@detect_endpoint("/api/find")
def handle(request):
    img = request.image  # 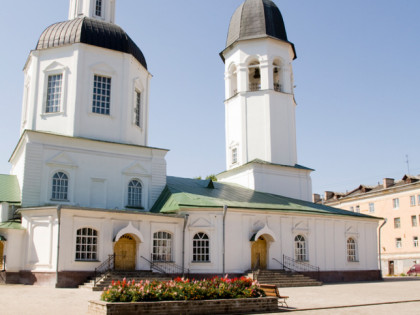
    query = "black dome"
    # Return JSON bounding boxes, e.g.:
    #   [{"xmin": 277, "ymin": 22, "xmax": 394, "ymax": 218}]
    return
[
  {"xmin": 36, "ymin": 17, "xmax": 147, "ymax": 69},
  {"xmin": 225, "ymin": 0, "xmax": 296, "ymax": 58}
]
